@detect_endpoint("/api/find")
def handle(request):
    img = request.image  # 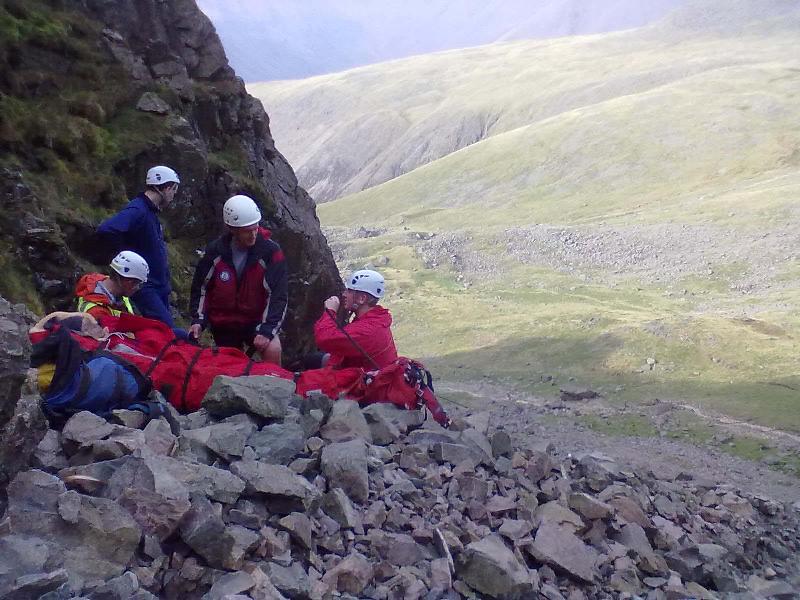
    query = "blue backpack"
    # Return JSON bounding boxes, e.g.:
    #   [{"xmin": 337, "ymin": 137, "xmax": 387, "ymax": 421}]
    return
[{"xmin": 30, "ymin": 324, "xmax": 177, "ymax": 431}]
